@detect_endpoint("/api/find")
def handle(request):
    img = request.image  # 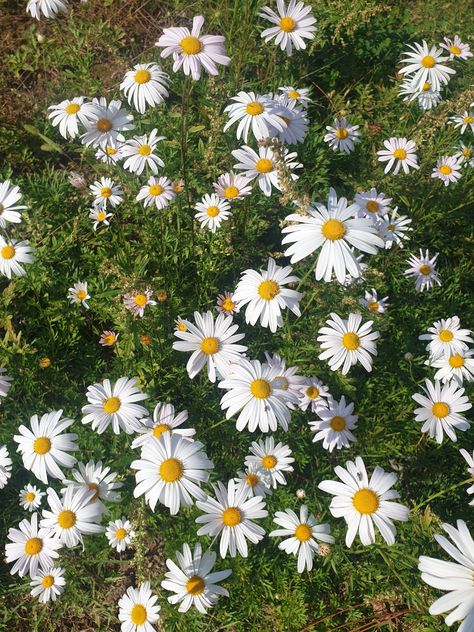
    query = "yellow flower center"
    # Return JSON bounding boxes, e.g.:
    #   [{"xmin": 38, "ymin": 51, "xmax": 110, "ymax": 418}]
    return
[
  {"xmin": 330, "ymin": 415, "xmax": 347, "ymax": 431},
  {"xmin": 41, "ymin": 575, "xmax": 54, "ymax": 588},
  {"xmin": 76, "ymin": 290, "xmax": 87, "ymax": 300},
  {"xmin": 106, "ymin": 146, "xmax": 117, "ymax": 155},
  {"xmin": 152, "ymin": 423, "xmax": 171, "ymax": 439},
  {"xmin": 258, "ymin": 279, "xmax": 280, "ymax": 300},
  {"xmin": 24, "ymin": 538, "xmax": 43, "ymax": 555},
  {"xmin": 87, "ymin": 482, "xmax": 100, "ymax": 500},
  {"xmin": 221, "ymin": 297, "xmax": 236, "ymax": 311},
  {"xmin": 149, "ymin": 184, "xmax": 164, "ymax": 196},
  {"xmin": 206, "ymin": 205, "xmax": 220, "ymax": 217},
  {"xmin": 365, "ymin": 200, "xmax": 379, "ymax": 213},
  {"xmin": 222, "ymin": 507, "xmax": 241, "ymax": 527},
  {"xmin": 342, "ymin": 332, "xmax": 360, "ymax": 350},
  {"xmin": 335, "ymin": 128, "xmax": 349, "ymax": 140},
  {"xmin": 159, "ymin": 457, "xmax": 183, "ymax": 483},
  {"xmin": 262, "ymin": 454, "xmax": 277, "ymax": 469},
  {"xmin": 250, "ymin": 378, "xmax": 271, "ymax": 399},
  {"xmin": 131, "ymin": 604, "xmax": 147, "ymax": 626},
  {"xmin": 33, "ymin": 437, "xmax": 51, "ymax": 455},
  {"xmin": 306, "ymin": 386, "xmax": 319, "ymax": 399},
  {"xmin": 134, "ymin": 69, "xmax": 151, "ymax": 84},
  {"xmin": 180, "ymin": 36, "xmax": 202, "ymax": 55},
  {"xmin": 393, "ymin": 148, "xmax": 407, "ymax": 160},
  {"xmin": 103, "ymin": 333, "xmax": 116, "ymax": 345},
  {"xmin": 288, "ymin": 90, "xmax": 300, "ymax": 99},
  {"xmin": 439, "ymin": 329, "xmax": 453, "ymax": 342},
  {"xmin": 25, "ymin": 492, "xmax": 36, "ymax": 502},
  {"xmin": 103, "ymin": 396, "xmax": 121, "ymax": 414},
  {"xmin": 279, "ymin": 16, "xmax": 296, "ymax": 32},
  {"xmin": 322, "ymin": 219, "xmax": 346, "ymax": 241},
  {"xmin": 138, "ymin": 144, "xmax": 152, "ymax": 156},
  {"xmin": 140, "ymin": 334, "xmax": 152, "ymax": 345},
  {"xmin": 352, "ymin": 488, "xmax": 379, "ymax": 514},
  {"xmin": 387, "ymin": 223, "xmax": 395, "ymax": 231},
  {"xmin": 255, "ymin": 158, "xmax": 273, "ymax": 173},
  {"xmin": 245, "ymin": 473, "xmax": 259, "ymax": 487},
  {"xmin": 464, "ymin": 116, "xmax": 474, "ymax": 124},
  {"xmin": 1, "ymin": 245, "xmax": 15, "ymax": 260},
  {"xmin": 97, "ymin": 211, "xmax": 106, "ymax": 221},
  {"xmin": 200, "ymin": 336, "xmax": 219, "ymax": 355},
  {"xmin": 39, "ymin": 358, "xmax": 51, "ymax": 368},
  {"xmin": 419, "ymin": 264, "xmax": 431, "ymax": 276},
  {"xmin": 439, "ymin": 165, "xmax": 452, "ymax": 175},
  {"xmin": 177, "ymin": 322, "xmax": 187, "ymax": 332},
  {"xmin": 186, "ymin": 575, "xmax": 205, "ymax": 595},
  {"xmin": 57, "ymin": 510, "xmax": 77, "ymax": 529},
  {"xmin": 134, "ymin": 294, "xmax": 148, "ymax": 306},
  {"xmin": 449, "ymin": 354, "xmax": 465, "ymax": 368},
  {"xmin": 65, "ymin": 103, "xmax": 80, "ymax": 115},
  {"xmin": 96, "ymin": 118, "xmax": 112, "ymax": 132},
  {"xmin": 368, "ymin": 301, "xmax": 379, "ymax": 313},
  {"xmin": 463, "ymin": 148, "xmax": 471, "ymax": 157},
  {"xmin": 246, "ymin": 101, "xmax": 264, "ymax": 116},
  {"xmin": 100, "ymin": 187, "xmax": 112, "ymax": 198},
  {"xmin": 421, "ymin": 55, "xmax": 436, "ymax": 68},
  {"xmin": 115, "ymin": 528, "xmax": 127, "ymax": 540},
  {"xmin": 449, "ymin": 45, "xmax": 462, "ymax": 55},
  {"xmin": 224, "ymin": 185, "xmax": 239, "ymax": 199},
  {"xmin": 295, "ymin": 523, "xmax": 312, "ymax": 542},
  {"xmin": 422, "ymin": 82, "xmax": 431, "ymax": 91},
  {"xmin": 432, "ymin": 402, "xmax": 450, "ymax": 418}
]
